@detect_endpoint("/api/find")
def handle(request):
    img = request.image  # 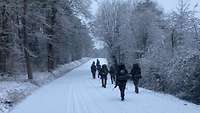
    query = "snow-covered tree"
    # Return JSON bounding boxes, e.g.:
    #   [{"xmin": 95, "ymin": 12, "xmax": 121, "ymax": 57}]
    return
[
  {"xmin": 0, "ymin": 0, "xmax": 93, "ymax": 79},
  {"xmin": 95, "ymin": 0, "xmax": 200, "ymax": 104}
]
